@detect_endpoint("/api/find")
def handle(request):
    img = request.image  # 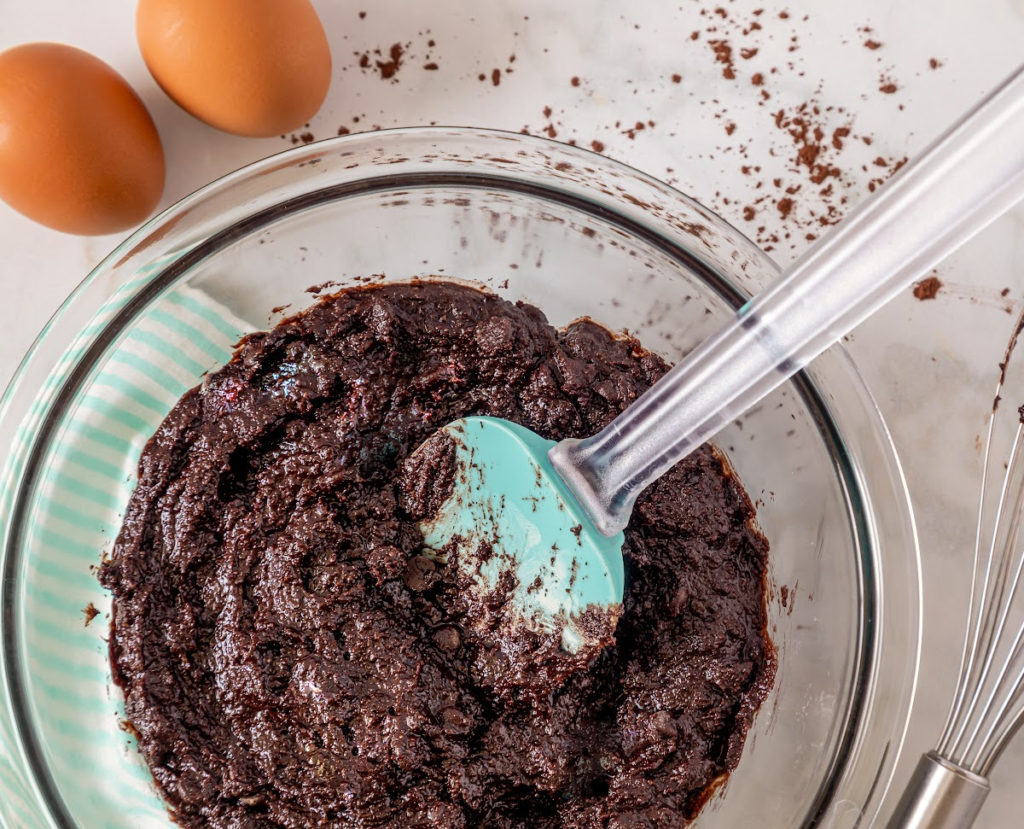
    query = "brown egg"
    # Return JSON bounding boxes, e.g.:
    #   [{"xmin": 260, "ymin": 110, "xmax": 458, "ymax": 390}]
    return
[
  {"xmin": 0, "ymin": 43, "xmax": 165, "ymax": 235},
  {"xmin": 136, "ymin": 0, "xmax": 332, "ymax": 138}
]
